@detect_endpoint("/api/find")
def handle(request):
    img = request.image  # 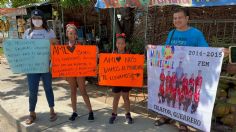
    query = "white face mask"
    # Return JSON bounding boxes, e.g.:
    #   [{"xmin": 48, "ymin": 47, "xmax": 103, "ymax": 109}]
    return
[{"xmin": 32, "ymin": 19, "xmax": 43, "ymax": 27}]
